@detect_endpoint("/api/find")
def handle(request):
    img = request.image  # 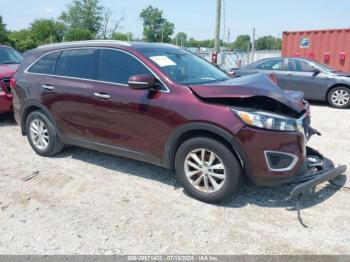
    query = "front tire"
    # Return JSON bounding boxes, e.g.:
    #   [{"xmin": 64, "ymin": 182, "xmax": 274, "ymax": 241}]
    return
[
  {"xmin": 175, "ymin": 137, "xmax": 242, "ymax": 203},
  {"xmin": 327, "ymin": 86, "xmax": 350, "ymax": 108},
  {"xmin": 26, "ymin": 111, "xmax": 64, "ymax": 156}
]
